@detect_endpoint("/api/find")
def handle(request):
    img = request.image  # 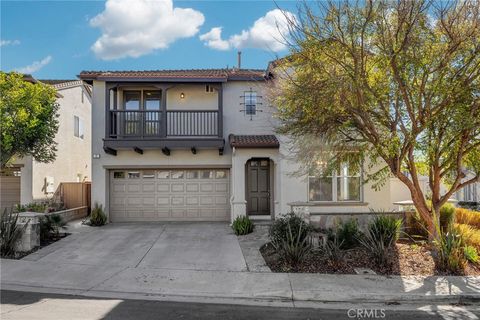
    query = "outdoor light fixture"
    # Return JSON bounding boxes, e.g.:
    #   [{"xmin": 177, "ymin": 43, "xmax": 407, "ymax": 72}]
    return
[{"xmin": 180, "ymin": 92, "xmax": 185, "ymax": 99}]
